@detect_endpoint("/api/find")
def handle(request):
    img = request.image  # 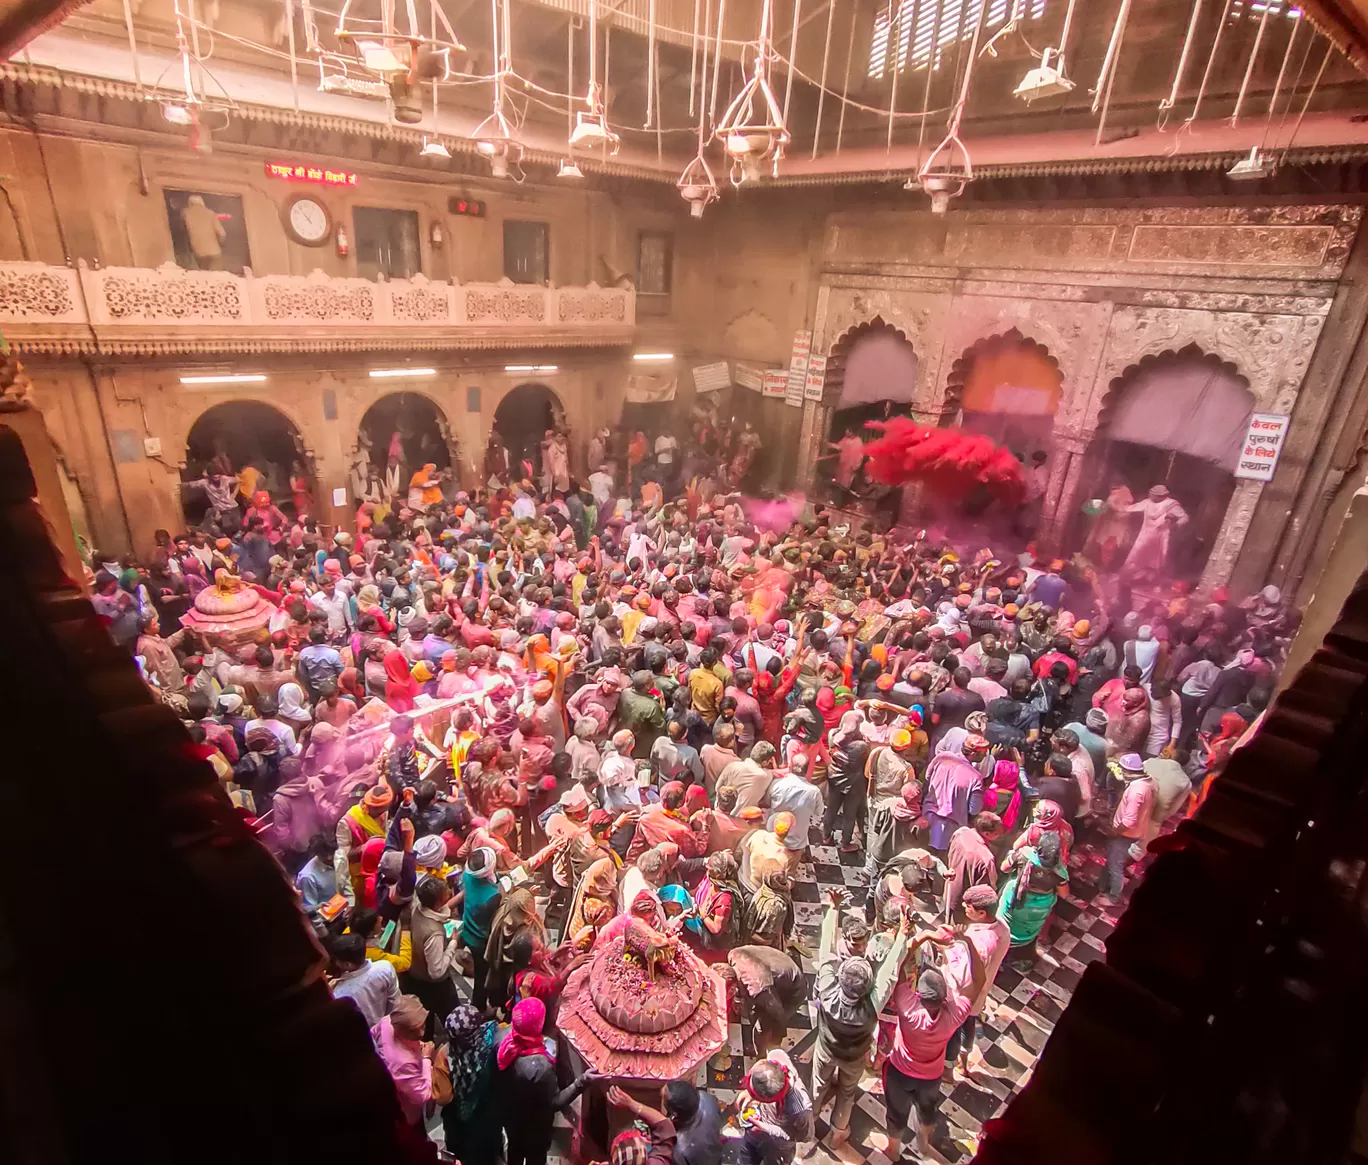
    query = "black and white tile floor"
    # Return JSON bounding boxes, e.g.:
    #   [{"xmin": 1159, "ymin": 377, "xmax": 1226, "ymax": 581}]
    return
[{"xmin": 444, "ymin": 834, "xmax": 1129, "ymax": 1165}]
